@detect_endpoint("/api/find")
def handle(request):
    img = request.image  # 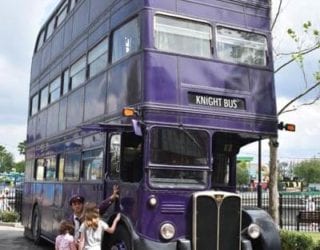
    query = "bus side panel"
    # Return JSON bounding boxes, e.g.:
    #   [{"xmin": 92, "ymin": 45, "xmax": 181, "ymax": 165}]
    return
[
  {"xmin": 110, "ymin": 0, "xmax": 144, "ymax": 29},
  {"xmin": 177, "ymin": 0, "xmax": 246, "ymax": 27},
  {"xmin": 52, "ymin": 183, "xmax": 64, "ymax": 236},
  {"xmin": 41, "ymin": 183, "xmax": 55, "ymax": 237},
  {"xmin": 249, "ymin": 69, "xmax": 276, "ymax": 115},
  {"xmin": 22, "ymin": 182, "xmax": 33, "ymax": 229},
  {"xmin": 145, "ymin": 0, "xmax": 176, "ymax": 11},
  {"xmin": 179, "ymin": 58, "xmax": 251, "ymax": 92},
  {"xmin": 144, "ymin": 52, "xmax": 178, "ymax": 105}
]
